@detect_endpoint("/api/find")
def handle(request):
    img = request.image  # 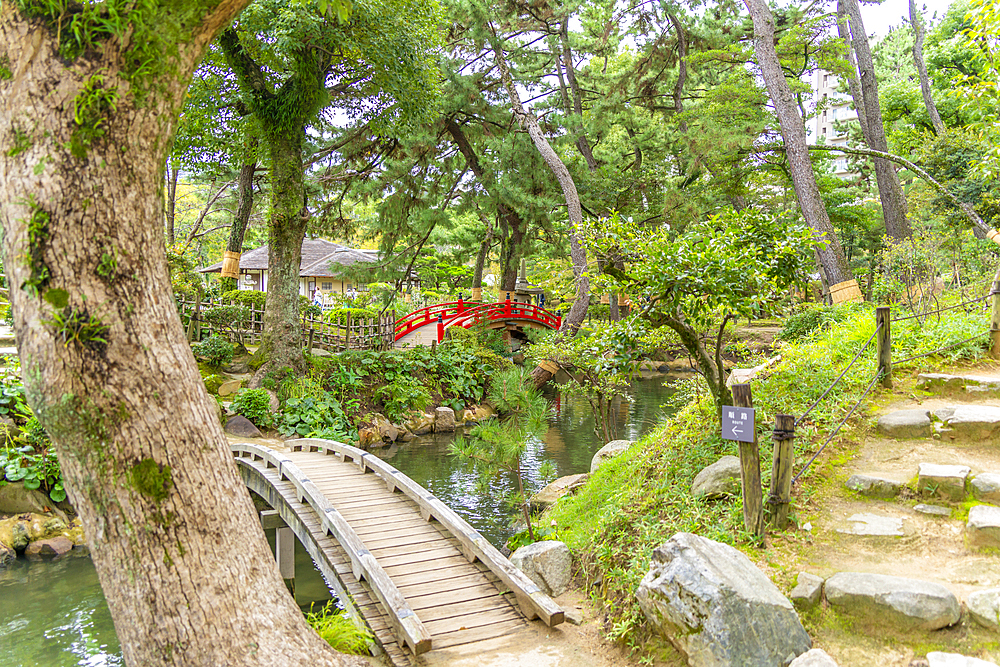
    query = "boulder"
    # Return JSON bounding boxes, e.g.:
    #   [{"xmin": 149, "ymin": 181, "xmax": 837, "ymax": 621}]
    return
[
  {"xmin": 636, "ymin": 532, "xmax": 811, "ymax": 667},
  {"xmin": 918, "ymin": 463, "xmax": 971, "ymax": 501},
  {"xmin": 934, "ymin": 405, "xmax": 1000, "ymax": 440},
  {"xmin": 967, "ymin": 505, "xmax": 1000, "ymax": 549},
  {"xmin": 0, "ymin": 542, "xmax": 14, "ymax": 568},
  {"xmin": 877, "ymin": 409, "xmax": 931, "ymax": 439},
  {"xmin": 971, "ymin": 473, "xmax": 1000, "ymax": 504},
  {"xmin": 926, "ymin": 652, "xmax": 998, "ymax": 667},
  {"xmin": 25, "ymin": 536, "xmax": 73, "ymax": 560},
  {"xmin": 433, "ymin": 406, "xmax": 456, "ymax": 433},
  {"xmin": 460, "ymin": 404, "xmax": 495, "ymax": 426},
  {"xmin": 372, "ymin": 414, "xmax": 400, "ymax": 443},
  {"xmin": 966, "ymin": 588, "xmax": 1000, "ymax": 631},
  {"xmin": 223, "ymin": 415, "xmax": 262, "ymax": 438},
  {"xmin": 265, "ymin": 389, "xmax": 280, "ymax": 414},
  {"xmin": 222, "ymin": 360, "xmax": 250, "ymax": 374},
  {"xmin": 510, "ymin": 540, "xmax": 572, "ymax": 597},
  {"xmin": 530, "ymin": 474, "xmax": 589, "ymax": 512},
  {"xmin": 789, "ymin": 649, "xmax": 839, "ymax": 667},
  {"xmin": 0, "ymin": 481, "xmax": 67, "ymax": 518},
  {"xmin": 591, "ymin": 440, "xmax": 634, "ymax": 473},
  {"xmin": 844, "ymin": 474, "xmax": 901, "ymax": 499},
  {"xmin": 917, "ymin": 373, "xmax": 973, "ymax": 392},
  {"xmin": 691, "ymin": 456, "xmax": 742, "ymax": 500},
  {"xmin": 217, "ymin": 378, "xmax": 243, "ymax": 397},
  {"xmin": 824, "ymin": 572, "xmax": 960, "ymax": 631},
  {"xmin": 357, "ymin": 428, "xmax": 379, "ymax": 449},
  {"xmin": 405, "ymin": 412, "xmax": 434, "ymax": 436},
  {"xmin": 789, "ymin": 572, "xmax": 824, "ymax": 611},
  {"xmin": 0, "ymin": 513, "xmax": 67, "ymax": 552}
]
